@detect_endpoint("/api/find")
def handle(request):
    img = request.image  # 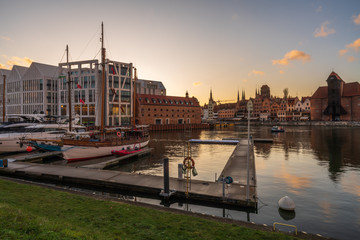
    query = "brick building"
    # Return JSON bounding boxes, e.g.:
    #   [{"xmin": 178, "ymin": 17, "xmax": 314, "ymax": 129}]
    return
[
  {"xmin": 311, "ymin": 71, "xmax": 360, "ymax": 121},
  {"xmin": 135, "ymin": 94, "xmax": 202, "ymax": 125}
]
